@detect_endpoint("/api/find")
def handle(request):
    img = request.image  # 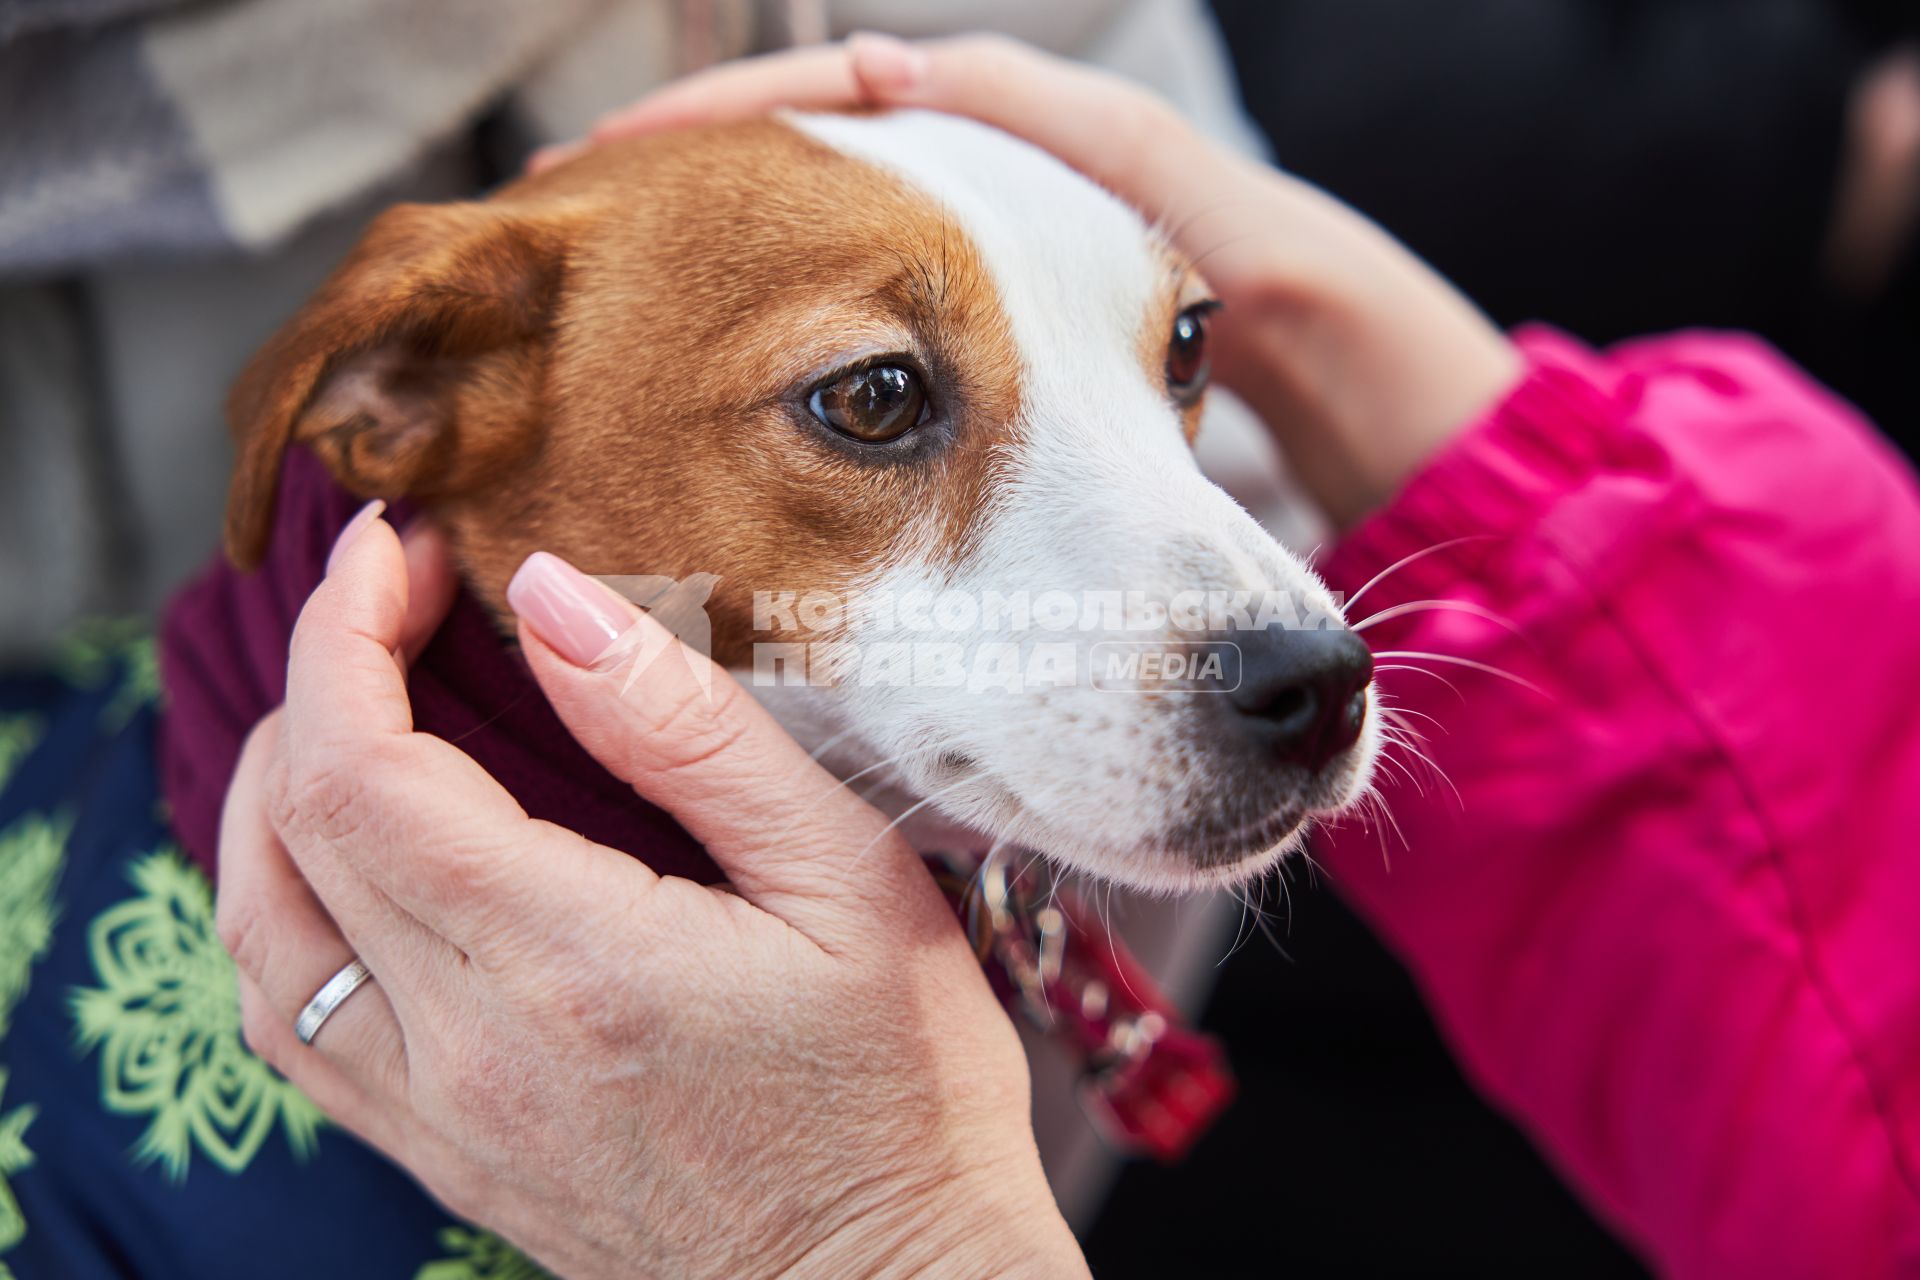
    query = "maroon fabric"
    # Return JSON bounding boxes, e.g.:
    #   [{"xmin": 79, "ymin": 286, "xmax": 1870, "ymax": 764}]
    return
[{"xmin": 157, "ymin": 447, "xmax": 719, "ymax": 884}]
